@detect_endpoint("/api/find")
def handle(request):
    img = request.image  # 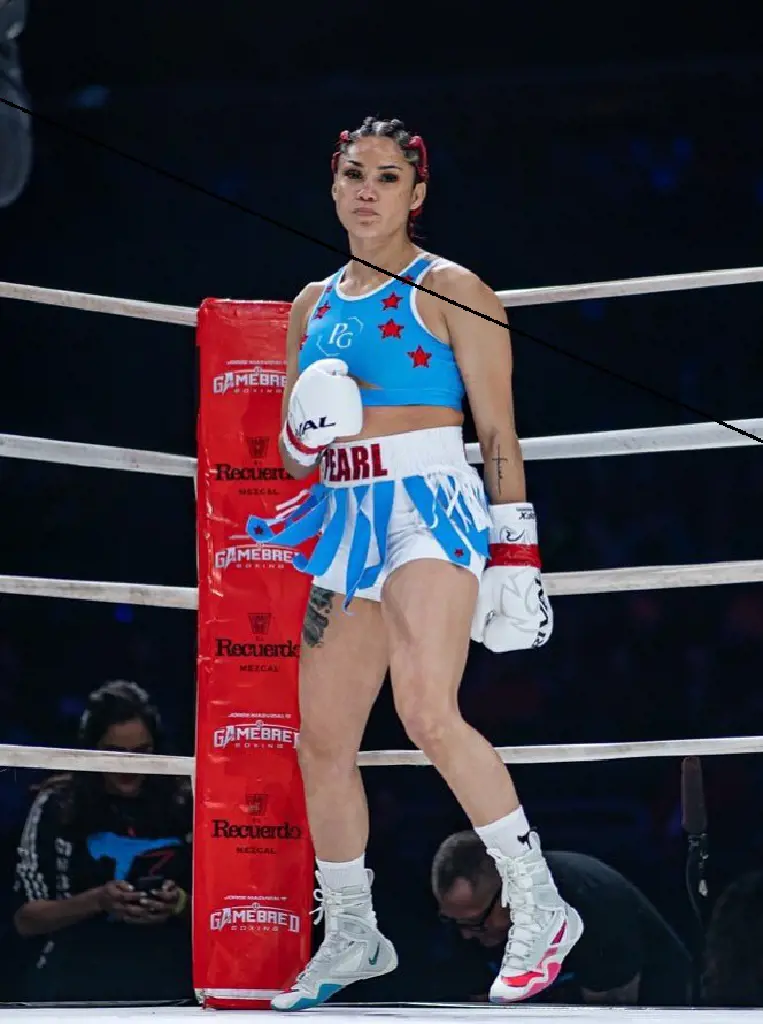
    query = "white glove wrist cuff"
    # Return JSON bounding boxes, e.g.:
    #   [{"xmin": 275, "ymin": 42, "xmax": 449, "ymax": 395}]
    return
[
  {"xmin": 281, "ymin": 421, "xmax": 323, "ymax": 469},
  {"xmin": 487, "ymin": 502, "xmax": 539, "ymax": 547}
]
